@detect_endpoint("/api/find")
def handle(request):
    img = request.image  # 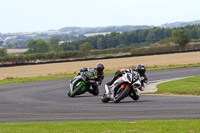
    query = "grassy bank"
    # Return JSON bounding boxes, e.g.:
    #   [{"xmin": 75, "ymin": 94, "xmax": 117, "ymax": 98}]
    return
[
  {"xmin": 1, "ymin": 64, "xmax": 200, "ymax": 85},
  {"xmin": 155, "ymin": 75, "xmax": 200, "ymax": 95},
  {"xmin": 0, "ymin": 71, "xmax": 115, "ymax": 85},
  {"xmin": 0, "ymin": 120, "xmax": 200, "ymax": 133},
  {"xmin": 146, "ymin": 63, "xmax": 200, "ymax": 70},
  {"xmin": 0, "ymin": 74, "xmax": 76, "ymax": 85}
]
